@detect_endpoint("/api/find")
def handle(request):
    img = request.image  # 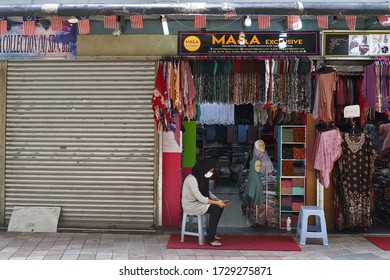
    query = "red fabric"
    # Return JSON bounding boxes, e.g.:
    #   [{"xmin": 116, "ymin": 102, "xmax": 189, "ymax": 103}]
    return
[
  {"xmin": 23, "ymin": 17, "xmax": 36, "ymax": 36},
  {"xmin": 287, "ymin": 15, "xmax": 300, "ymax": 29},
  {"xmin": 167, "ymin": 234, "xmax": 301, "ymax": 251},
  {"xmin": 77, "ymin": 17, "xmax": 90, "ymax": 34},
  {"xmin": 257, "ymin": 16, "xmax": 270, "ymax": 29},
  {"xmin": 377, "ymin": 16, "xmax": 390, "ymax": 27},
  {"xmin": 316, "ymin": 16, "xmax": 328, "ymax": 29},
  {"xmin": 224, "ymin": 10, "xmax": 237, "ymax": 19},
  {"xmin": 345, "ymin": 16, "xmax": 356, "ymax": 30},
  {"xmin": 0, "ymin": 18, "xmax": 7, "ymax": 35},
  {"xmin": 194, "ymin": 15, "xmax": 206, "ymax": 29},
  {"xmin": 130, "ymin": 14, "xmax": 144, "ymax": 29},
  {"xmin": 366, "ymin": 237, "xmax": 390, "ymax": 250},
  {"xmin": 51, "ymin": 16, "xmax": 63, "ymax": 31},
  {"xmin": 152, "ymin": 62, "xmax": 170, "ymax": 132},
  {"xmin": 104, "ymin": 16, "xmax": 118, "ymax": 29}
]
